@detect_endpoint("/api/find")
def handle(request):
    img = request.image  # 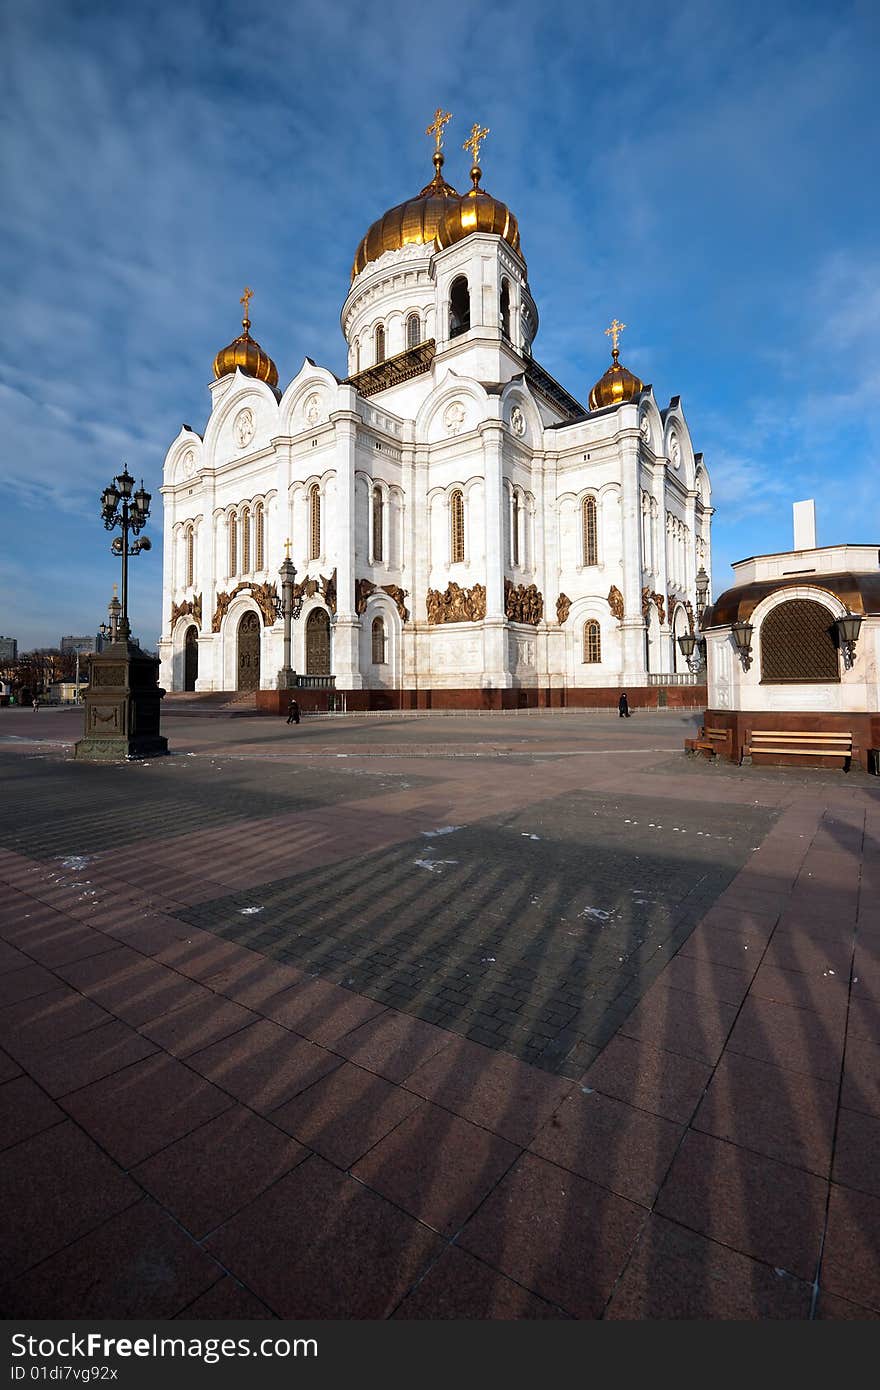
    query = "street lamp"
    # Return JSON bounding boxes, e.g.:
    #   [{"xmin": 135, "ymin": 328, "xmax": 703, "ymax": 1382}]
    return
[
  {"xmin": 274, "ymin": 542, "xmax": 304, "ymax": 688},
  {"xmin": 695, "ymin": 566, "xmax": 710, "ymax": 622},
  {"xmin": 101, "ymin": 466, "xmax": 152, "ymax": 644},
  {"xmin": 834, "ymin": 611, "xmax": 863, "ymax": 670},
  {"xmin": 730, "ymin": 620, "xmax": 754, "ymax": 672}
]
